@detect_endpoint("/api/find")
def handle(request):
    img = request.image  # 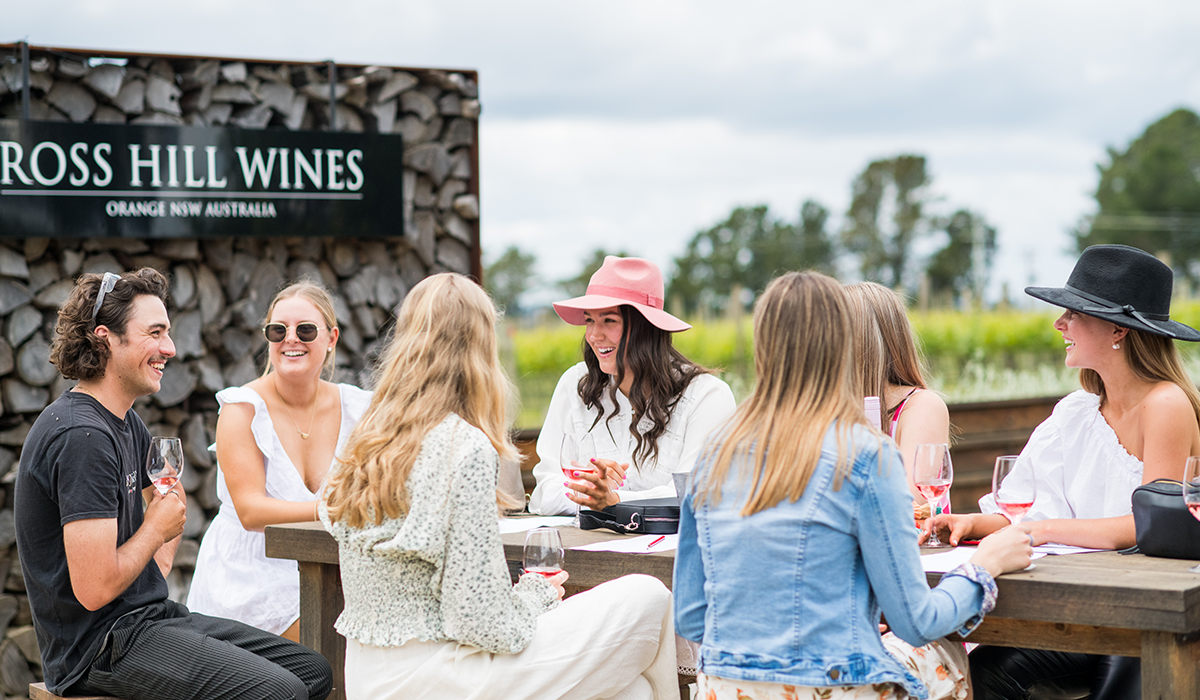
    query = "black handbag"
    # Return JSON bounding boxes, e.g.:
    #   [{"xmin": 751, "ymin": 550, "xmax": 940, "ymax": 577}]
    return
[
  {"xmin": 577, "ymin": 497, "xmax": 680, "ymax": 535},
  {"xmin": 1131, "ymin": 479, "xmax": 1200, "ymax": 559}
]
